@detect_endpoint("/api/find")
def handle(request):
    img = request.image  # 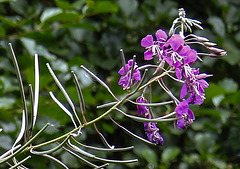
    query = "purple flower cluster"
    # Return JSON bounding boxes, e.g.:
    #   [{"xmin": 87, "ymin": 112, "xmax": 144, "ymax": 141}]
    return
[
  {"xmin": 118, "ymin": 59, "xmax": 141, "ymax": 90},
  {"xmin": 175, "ymin": 100, "xmax": 195, "ymax": 129},
  {"xmin": 180, "ymin": 66, "xmax": 210, "ymax": 105},
  {"xmin": 141, "ymin": 29, "xmax": 211, "ymax": 129},
  {"xmin": 136, "ymin": 96, "xmax": 164, "ymax": 145},
  {"xmin": 141, "ymin": 29, "xmax": 198, "ymax": 80}
]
